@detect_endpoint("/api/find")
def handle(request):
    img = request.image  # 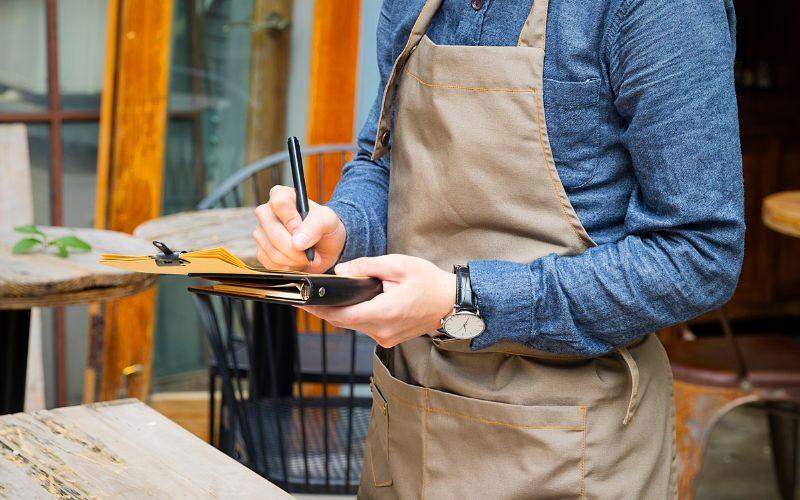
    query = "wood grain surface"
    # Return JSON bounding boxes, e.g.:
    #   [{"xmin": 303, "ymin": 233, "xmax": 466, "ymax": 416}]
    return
[
  {"xmin": 246, "ymin": 0, "xmax": 292, "ymax": 204},
  {"xmin": 763, "ymin": 191, "xmax": 800, "ymax": 239},
  {"xmin": 305, "ymin": 0, "xmax": 361, "ymax": 202},
  {"xmin": 133, "ymin": 207, "xmax": 260, "ymax": 266},
  {"xmin": 89, "ymin": 0, "xmax": 174, "ymax": 403},
  {"xmin": 0, "ymin": 399, "xmax": 290, "ymax": 499},
  {"xmin": 0, "ymin": 226, "xmax": 155, "ymax": 309}
]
